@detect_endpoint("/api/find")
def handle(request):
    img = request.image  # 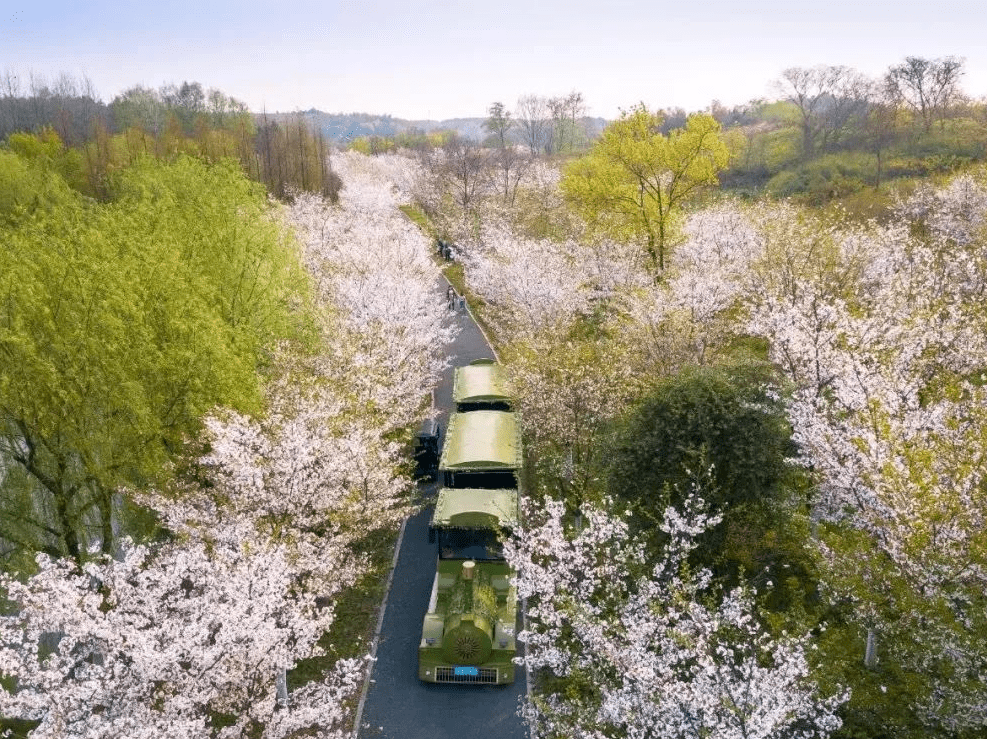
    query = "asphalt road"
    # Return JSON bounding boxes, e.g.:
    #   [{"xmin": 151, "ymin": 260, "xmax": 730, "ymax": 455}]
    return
[{"xmin": 355, "ymin": 278, "xmax": 528, "ymax": 739}]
